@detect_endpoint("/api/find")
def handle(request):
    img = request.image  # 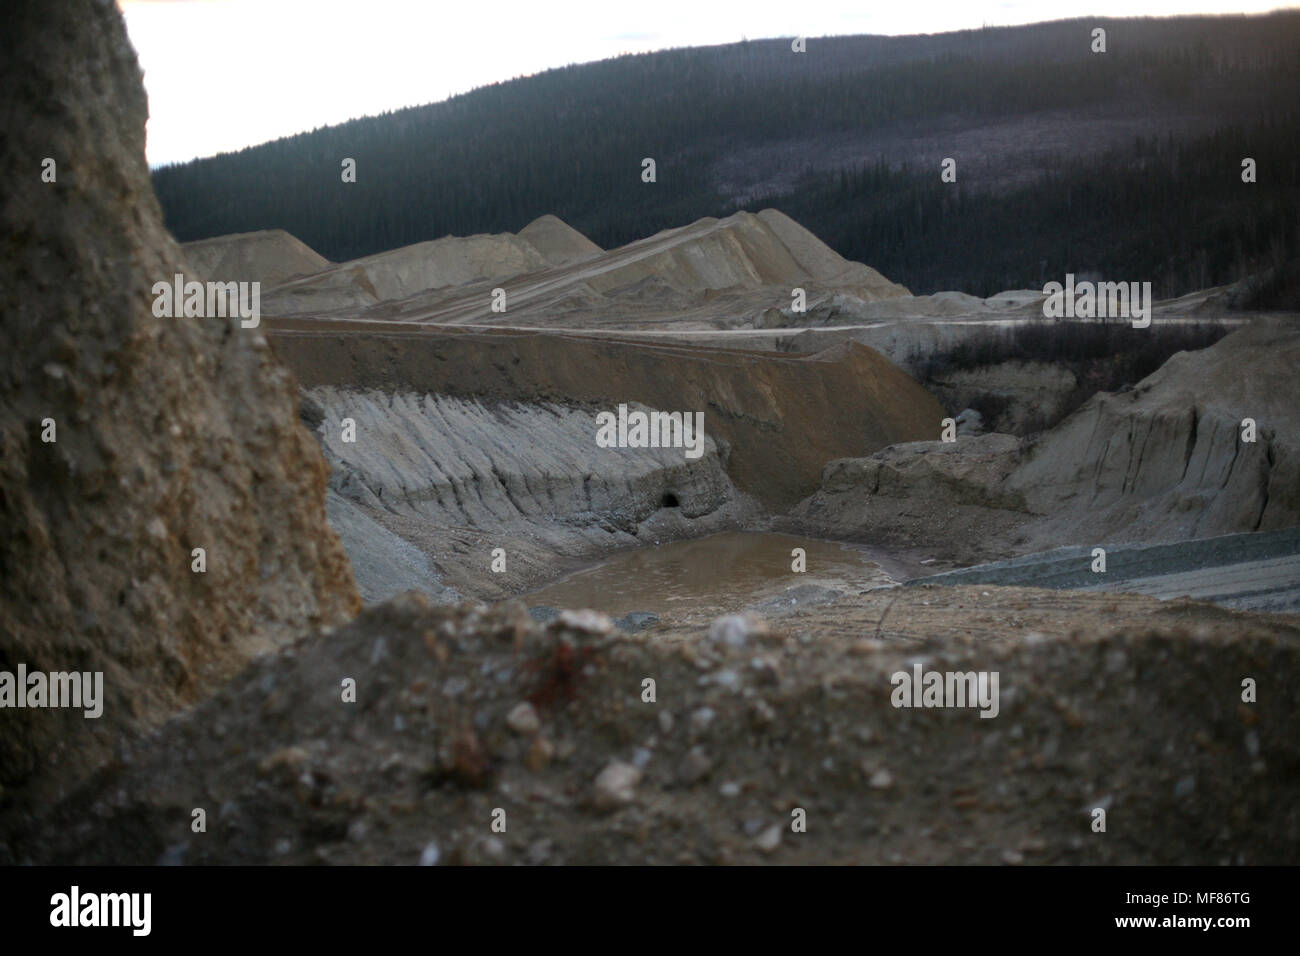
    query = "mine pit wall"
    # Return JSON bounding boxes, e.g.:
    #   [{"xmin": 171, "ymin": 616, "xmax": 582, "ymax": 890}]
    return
[
  {"xmin": 1008, "ymin": 324, "xmax": 1300, "ymax": 544},
  {"xmin": 782, "ymin": 323, "xmax": 1300, "ymax": 566},
  {"xmin": 1013, "ymin": 399, "xmax": 1289, "ymax": 539},
  {"xmin": 267, "ymin": 326, "xmax": 947, "ymax": 514},
  {"xmin": 306, "ymin": 388, "xmax": 759, "ymax": 603}
]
